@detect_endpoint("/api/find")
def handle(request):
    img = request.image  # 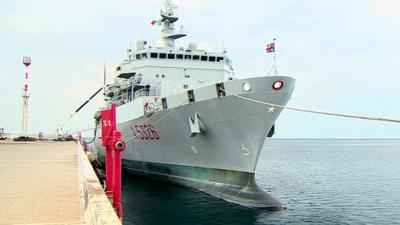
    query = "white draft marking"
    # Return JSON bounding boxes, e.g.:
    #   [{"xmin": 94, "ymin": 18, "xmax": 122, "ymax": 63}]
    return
[
  {"xmin": 241, "ymin": 144, "xmax": 250, "ymax": 156},
  {"xmin": 190, "ymin": 145, "xmax": 199, "ymax": 154}
]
